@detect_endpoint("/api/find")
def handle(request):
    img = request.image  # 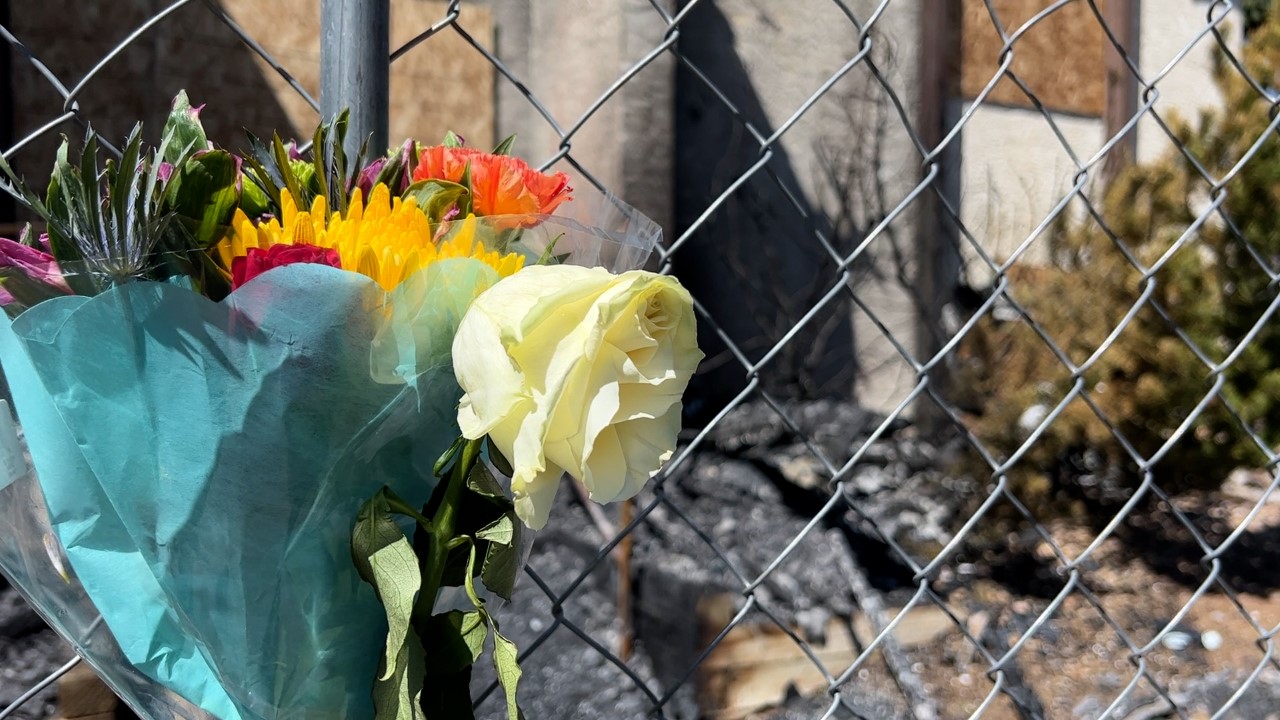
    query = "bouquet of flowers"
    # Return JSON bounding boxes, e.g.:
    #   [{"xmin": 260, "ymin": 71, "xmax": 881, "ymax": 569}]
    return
[{"xmin": 0, "ymin": 93, "xmax": 701, "ymax": 719}]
